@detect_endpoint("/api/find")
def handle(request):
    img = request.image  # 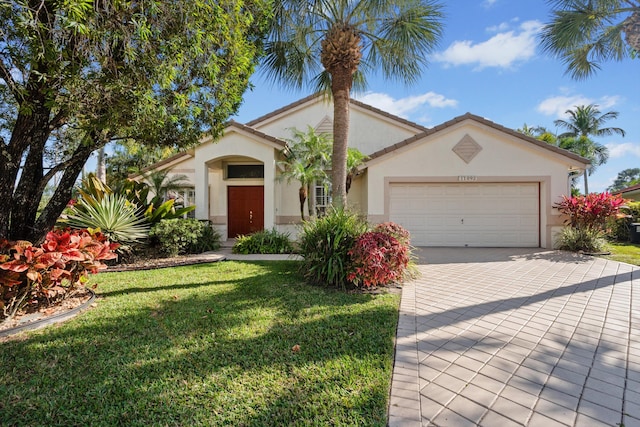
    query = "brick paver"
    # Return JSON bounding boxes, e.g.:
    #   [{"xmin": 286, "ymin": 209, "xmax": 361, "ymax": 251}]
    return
[{"xmin": 388, "ymin": 248, "xmax": 639, "ymax": 426}]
